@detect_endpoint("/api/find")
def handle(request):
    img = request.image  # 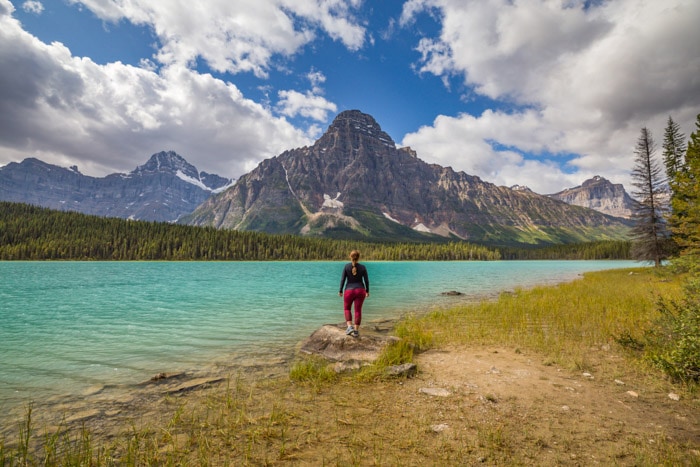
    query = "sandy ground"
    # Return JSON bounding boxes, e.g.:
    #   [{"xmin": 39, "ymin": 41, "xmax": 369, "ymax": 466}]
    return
[
  {"xmin": 3, "ymin": 339, "xmax": 699, "ymax": 465},
  {"xmin": 399, "ymin": 345, "xmax": 700, "ymax": 464}
]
